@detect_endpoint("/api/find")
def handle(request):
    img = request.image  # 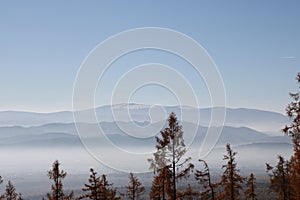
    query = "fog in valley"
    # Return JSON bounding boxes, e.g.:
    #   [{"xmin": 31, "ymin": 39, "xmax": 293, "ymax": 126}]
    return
[{"xmin": 0, "ymin": 105, "xmax": 294, "ymax": 198}]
